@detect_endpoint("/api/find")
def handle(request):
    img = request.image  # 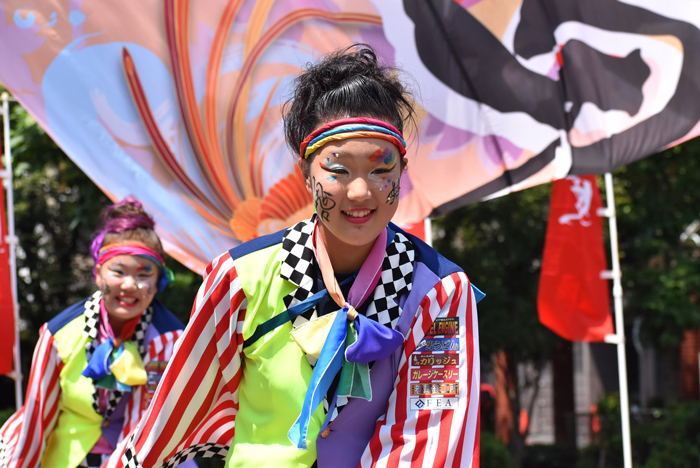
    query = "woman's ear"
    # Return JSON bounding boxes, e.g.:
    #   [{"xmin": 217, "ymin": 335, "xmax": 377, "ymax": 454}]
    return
[
  {"xmin": 401, "ymin": 157, "xmax": 409, "ymax": 173},
  {"xmin": 298, "ymin": 158, "xmax": 313, "ymax": 195},
  {"xmin": 94, "ymin": 264, "xmax": 103, "ymax": 288}
]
